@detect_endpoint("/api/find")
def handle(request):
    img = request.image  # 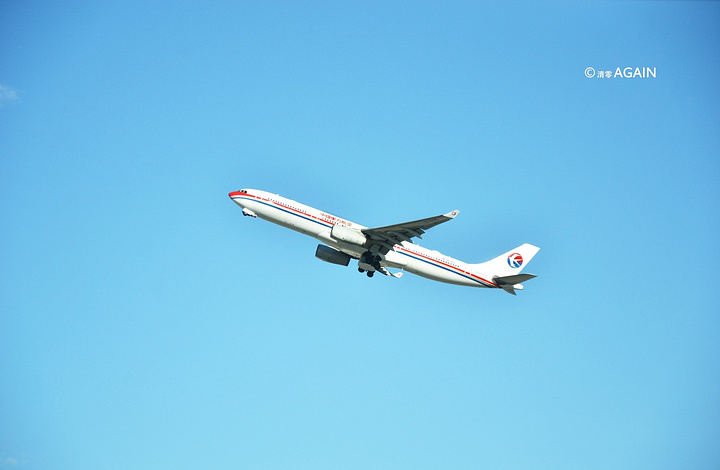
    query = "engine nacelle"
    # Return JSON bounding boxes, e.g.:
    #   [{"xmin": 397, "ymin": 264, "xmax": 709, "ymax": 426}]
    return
[
  {"xmin": 315, "ymin": 244, "xmax": 351, "ymax": 266},
  {"xmin": 330, "ymin": 224, "xmax": 367, "ymax": 246}
]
